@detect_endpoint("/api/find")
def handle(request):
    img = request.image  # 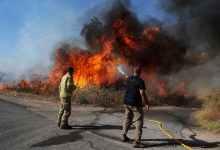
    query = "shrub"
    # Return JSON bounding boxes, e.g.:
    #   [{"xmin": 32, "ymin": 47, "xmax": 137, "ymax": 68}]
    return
[
  {"xmin": 195, "ymin": 88, "xmax": 220, "ymax": 132},
  {"xmin": 75, "ymin": 92, "xmax": 89, "ymax": 105}
]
